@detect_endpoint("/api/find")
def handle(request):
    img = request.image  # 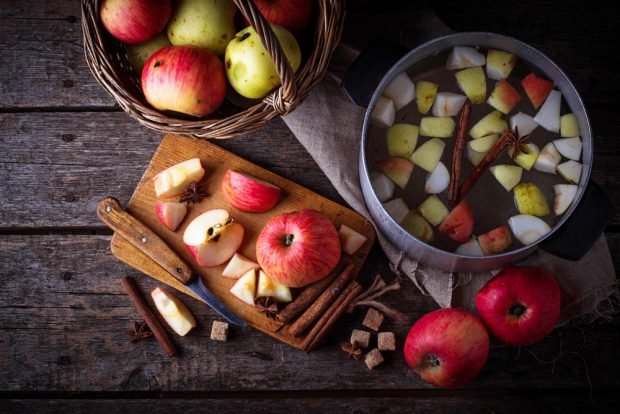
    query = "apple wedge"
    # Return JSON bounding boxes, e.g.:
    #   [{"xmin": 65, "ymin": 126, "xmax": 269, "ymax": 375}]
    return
[
  {"xmin": 416, "ymin": 81, "xmax": 438, "ymax": 114},
  {"xmin": 383, "ymin": 73, "xmax": 416, "ymax": 110},
  {"xmin": 222, "ymin": 169, "xmax": 281, "ymax": 213},
  {"xmin": 425, "ymin": 161, "xmax": 450, "ymax": 194},
  {"xmin": 151, "ymin": 287, "xmax": 196, "ymax": 336},
  {"xmin": 455, "ymin": 238, "xmax": 484, "ymax": 257},
  {"xmin": 478, "ymin": 225, "xmax": 512, "ymax": 255},
  {"xmin": 455, "ymin": 67, "xmax": 486, "ymax": 104},
  {"xmin": 183, "ymin": 209, "xmax": 245, "ymax": 268},
  {"xmin": 446, "ymin": 46, "xmax": 485, "ymax": 69},
  {"xmin": 560, "ymin": 113, "xmax": 580, "ymax": 137},
  {"xmin": 533, "ymin": 90, "xmax": 561, "ymax": 133},
  {"xmin": 534, "ymin": 142, "xmax": 561, "ymax": 174},
  {"xmin": 509, "ymin": 112, "xmax": 538, "ymax": 137},
  {"xmin": 155, "ymin": 202, "xmax": 187, "ymax": 231},
  {"xmin": 487, "ymin": 80, "xmax": 521, "ymax": 114},
  {"xmin": 410, "ymin": 138, "xmax": 446, "ymax": 172},
  {"xmin": 153, "ymin": 158, "xmax": 205, "ymax": 199},
  {"xmin": 370, "ymin": 171, "xmax": 395, "ymax": 202},
  {"xmin": 418, "ymin": 195, "xmax": 449, "ymax": 226},
  {"xmin": 376, "ymin": 157, "xmax": 415, "ymax": 189},
  {"xmin": 230, "ymin": 268, "xmax": 257, "ymax": 305},
  {"xmin": 486, "ymin": 49, "xmax": 517, "ymax": 80},
  {"xmin": 470, "ymin": 134, "xmax": 499, "ymax": 153},
  {"xmin": 508, "ymin": 214, "xmax": 551, "ymax": 245},
  {"xmin": 387, "ymin": 124, "xmax": 418, "ymax": 158},
  {"xmin": 508, "ymin": 143, "xmax": 540, "ymax": 171},
  {"xmin": 383, "ymin": 198, "xmax": 409, "ymax": 223},
  {"xmin": 557, "ymin": 160, "xmax": 582, "ymax": 184},
  {"xmin": 467, "ymin": 146, "xmax": 486, "ymax": 167},
  {"xmin": 370, "ymin": 96, "xmax": 395, "ymax": 128},
  {"xmin": 514, "ymin": 182, "xmax": 550, "ymax": 217},
  {"xmin": 553, "ymin": 184, "xmax": 578, "ymax": 215},
  {"xmin": 553, "ymin": 137, "xmax": 582, "ymax": 161},
  {"xmin": 256, "ymin": 270, "xmax": 292, "ymax": 302},
  {"xmin": 470, "ymin": 111, "xmax": 508, "ymax": 139},
  {"xmin": 222, "ymin": 252, "xmax": 260, "ymax": 279},
  {"xmin": 489, "ymin": 165, "xmax": 523, "ymax": 191},
  {"xmin": 401, "ymin": 210, "xmax": 434, "ymax": 243},
  {"xmin": 338, "ymin": 224, "xmax": 368, "ymax": 255},
  {"xmin": 419, "ymin": 117, "xmax": 456, "ymax": 138},
  {"xmin": 438, "ymin": 200, "xmax": 474, "ymax": 243},
  {"xmin": 521, "ymin": 73, "xmax": 554, "ymax": 109},
  {"xmin": 431, "ymin": 92, "xmax": 467, "ymax": 117}
]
